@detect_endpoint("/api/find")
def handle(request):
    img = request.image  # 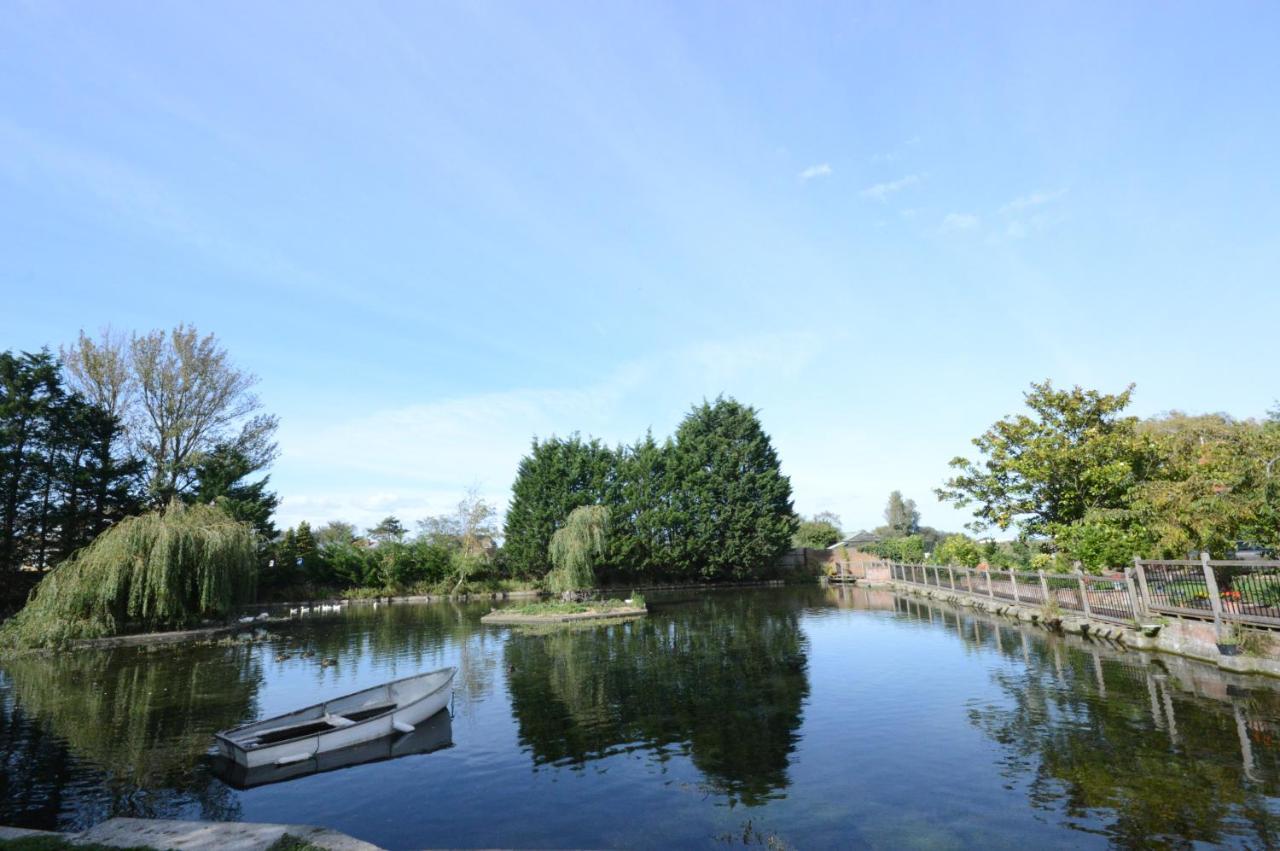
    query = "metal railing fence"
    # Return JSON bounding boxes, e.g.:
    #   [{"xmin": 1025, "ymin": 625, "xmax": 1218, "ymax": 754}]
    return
[
  {"xmin": 1209, "ymin": 562, "xmax": 1280, "ymax": 625},
  {"xmin": 1139, "ymin": 560, "xmax": 1212, "ymax": 618},
  {"xmin": 890, "ymin": 562, "xmax": 1139, "ymax": 625},
  {"xmin": 887, "ymin": 555, "xmax": 1280, "ymax": 631}
]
